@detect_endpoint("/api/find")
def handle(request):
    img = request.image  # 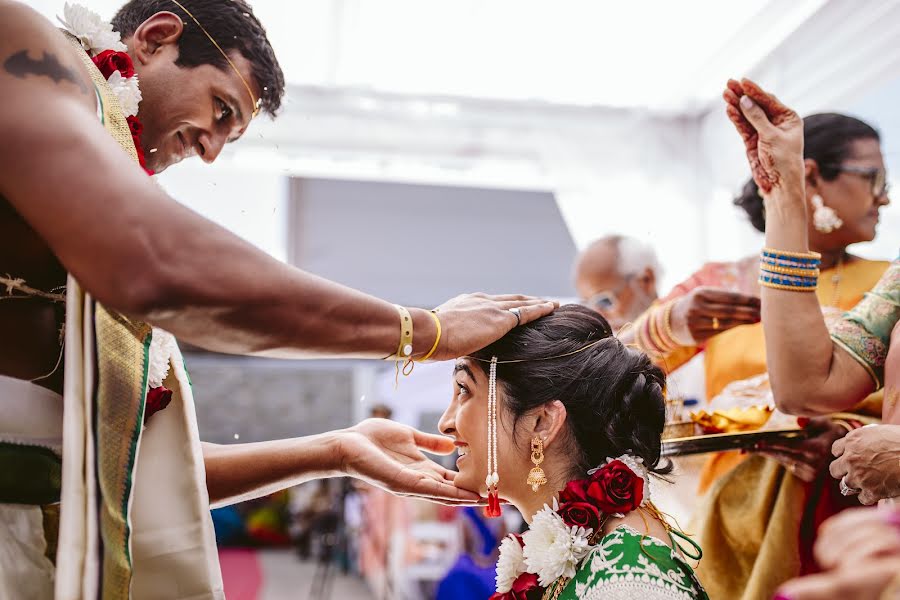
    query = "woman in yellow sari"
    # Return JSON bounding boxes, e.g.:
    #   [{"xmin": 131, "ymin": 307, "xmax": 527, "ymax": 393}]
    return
[
  {"xmin": 716, "ymin": 77, "xmax": 900, "ymax": 600},
  {"xmin": 630, "ymin": 111, "xmax": 891, "ymax": 599}
]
